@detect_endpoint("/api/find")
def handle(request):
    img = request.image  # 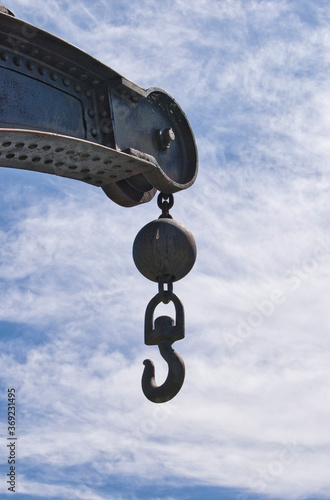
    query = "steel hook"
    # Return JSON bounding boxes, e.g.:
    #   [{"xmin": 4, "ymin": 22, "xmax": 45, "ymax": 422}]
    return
[{"xmin": 142, "ymin": 341, "xmax": 185, "ymax": 403}]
